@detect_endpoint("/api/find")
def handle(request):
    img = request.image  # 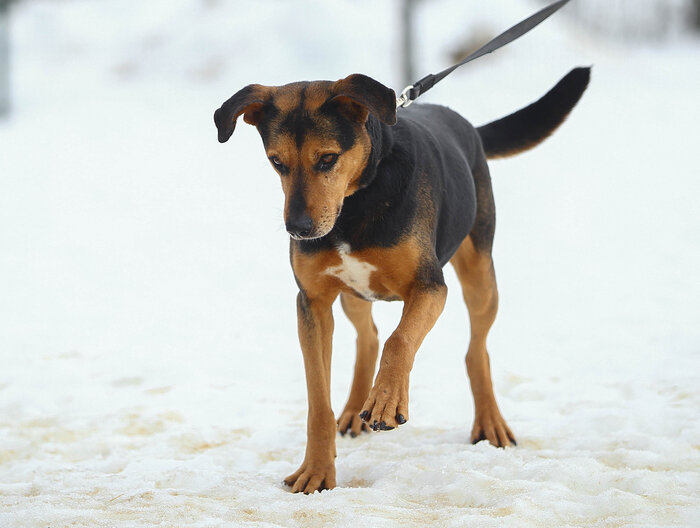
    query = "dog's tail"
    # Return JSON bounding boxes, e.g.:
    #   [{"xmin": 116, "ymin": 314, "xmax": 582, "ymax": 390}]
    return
[{"xmin": 477, "ymin": 67, "xmax": 591, "ymax": 159}]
